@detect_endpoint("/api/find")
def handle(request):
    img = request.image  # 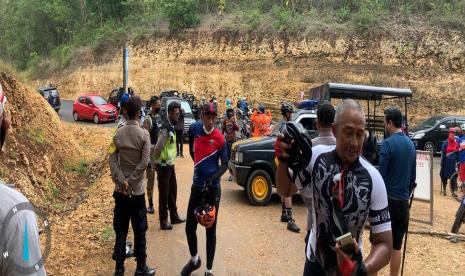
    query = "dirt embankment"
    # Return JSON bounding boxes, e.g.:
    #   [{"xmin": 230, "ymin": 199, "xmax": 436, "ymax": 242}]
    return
[
  {"xmin": 35, "ymin": 29, "xmax": 465, "ymax": 122},
  {"xmin": 0, "ymin": 72, "xmax": 114, "ymax": 274}
]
